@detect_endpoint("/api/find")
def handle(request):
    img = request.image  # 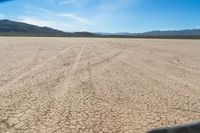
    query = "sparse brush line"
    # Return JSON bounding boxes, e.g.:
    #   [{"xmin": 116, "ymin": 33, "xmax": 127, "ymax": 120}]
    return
[{"xmin": 0, "ymin": 45, "xmax": 76, "ymax": 91}]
